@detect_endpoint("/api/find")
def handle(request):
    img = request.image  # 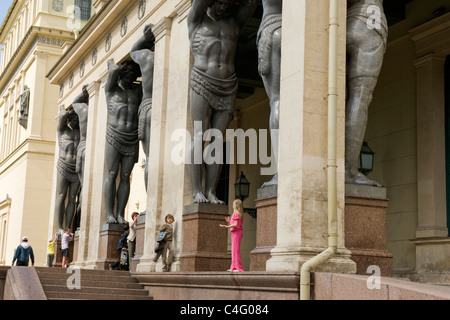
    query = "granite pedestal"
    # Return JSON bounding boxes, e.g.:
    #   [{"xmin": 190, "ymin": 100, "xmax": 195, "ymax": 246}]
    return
[
  {"xmin": 345, "ymin": 184, "xmax": 393, "ymax": 276},
  {"xmin": 250, "ymin": 184, "xmax": 277, "ymax": 271},
  {"xmin": 180, "ymin": 203, "xmax": 230, "ymax": 271},
  {"xmin": 96, "ymin": 223, "xmax": 128, "ymax": 270}
]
